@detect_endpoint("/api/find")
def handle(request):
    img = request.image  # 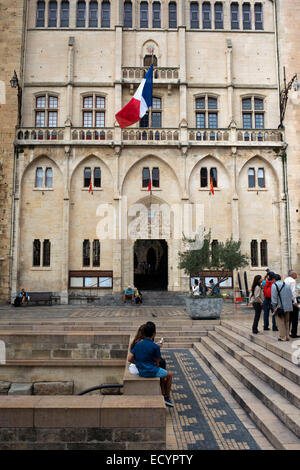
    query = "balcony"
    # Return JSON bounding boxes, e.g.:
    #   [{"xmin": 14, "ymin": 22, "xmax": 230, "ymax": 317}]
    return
[
  {"xmin": 15, "ymin": 127, "xmax": 284, "ymax": 148},
  {"xmin": 121, "ymin": 67, "xmax": 180, "ymax": 85}
]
